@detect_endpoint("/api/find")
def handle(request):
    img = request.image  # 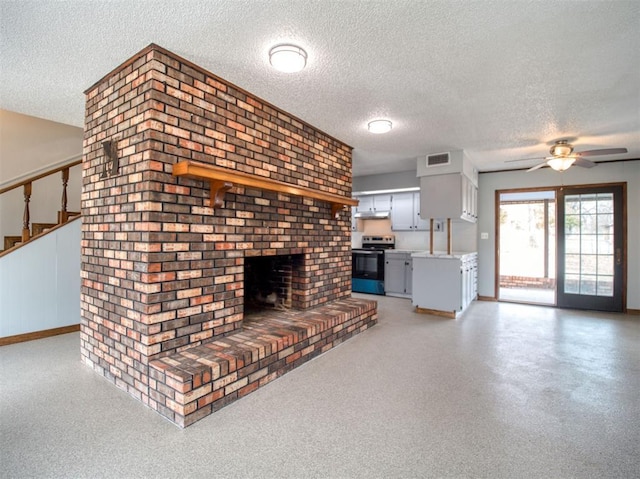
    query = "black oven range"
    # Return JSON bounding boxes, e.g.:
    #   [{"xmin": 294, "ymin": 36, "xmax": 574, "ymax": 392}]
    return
[{"xmin": 352, "ymin": 235, "xmax": 395, "ymax": 295}]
